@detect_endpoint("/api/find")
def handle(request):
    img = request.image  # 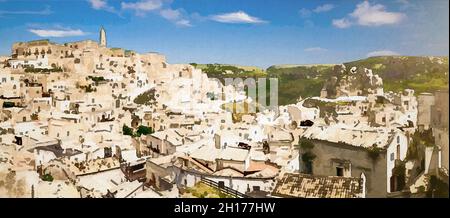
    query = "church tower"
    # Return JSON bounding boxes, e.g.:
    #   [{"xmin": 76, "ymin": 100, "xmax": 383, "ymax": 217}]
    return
[{"xmin": 99, "ymin": 26, "xmax": 107, "ymax": 47}]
